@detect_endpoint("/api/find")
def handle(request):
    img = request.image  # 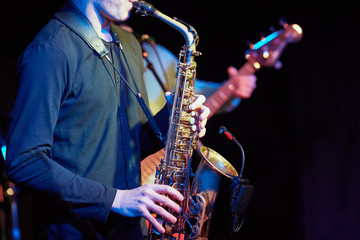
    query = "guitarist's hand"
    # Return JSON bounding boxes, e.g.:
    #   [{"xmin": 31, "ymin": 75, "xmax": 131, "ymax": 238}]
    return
[
  {"xmin": 228, "ymin": 66, "xmax": 257, "ymax": 99},
  {"xmin": 111, "ymin": 184, "xmax": 184, "ymax": 234}
]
